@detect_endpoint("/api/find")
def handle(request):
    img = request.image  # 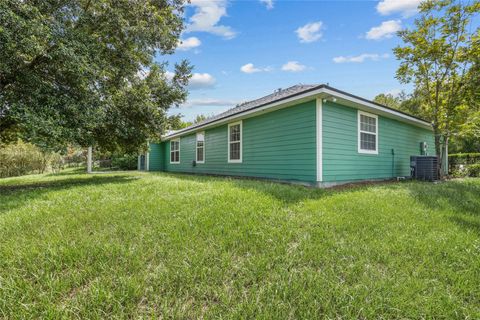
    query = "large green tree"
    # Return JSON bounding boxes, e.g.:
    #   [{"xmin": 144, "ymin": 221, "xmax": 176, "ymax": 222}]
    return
[
  {"xmin": 394, "ymin": 0, "xmax": 480, "ymax": 174},
  {"xmin": 373, "ymin": 93, "xmax": 402, "ymax": 109},
  {"xmin": 0, "ymin": 0, "xmax": 191, "ymax": 152}
]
